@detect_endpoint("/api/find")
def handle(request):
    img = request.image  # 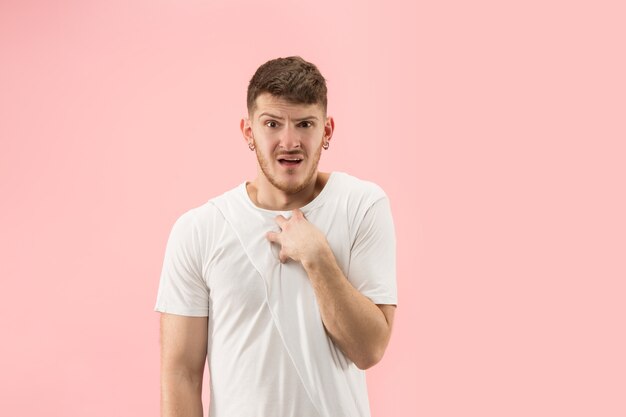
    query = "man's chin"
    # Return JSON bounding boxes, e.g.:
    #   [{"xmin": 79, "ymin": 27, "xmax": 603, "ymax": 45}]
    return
[
  {"xmin": 273, "ymin": 181, "xmax": 308, "ymax": 195},
  {"xmin": 260, "ymin": 162, "xmax": 319, "ymax": 195},
  {"xmin": 270, "ymin": 173, "xmax": 314, "ymax": 194}
]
